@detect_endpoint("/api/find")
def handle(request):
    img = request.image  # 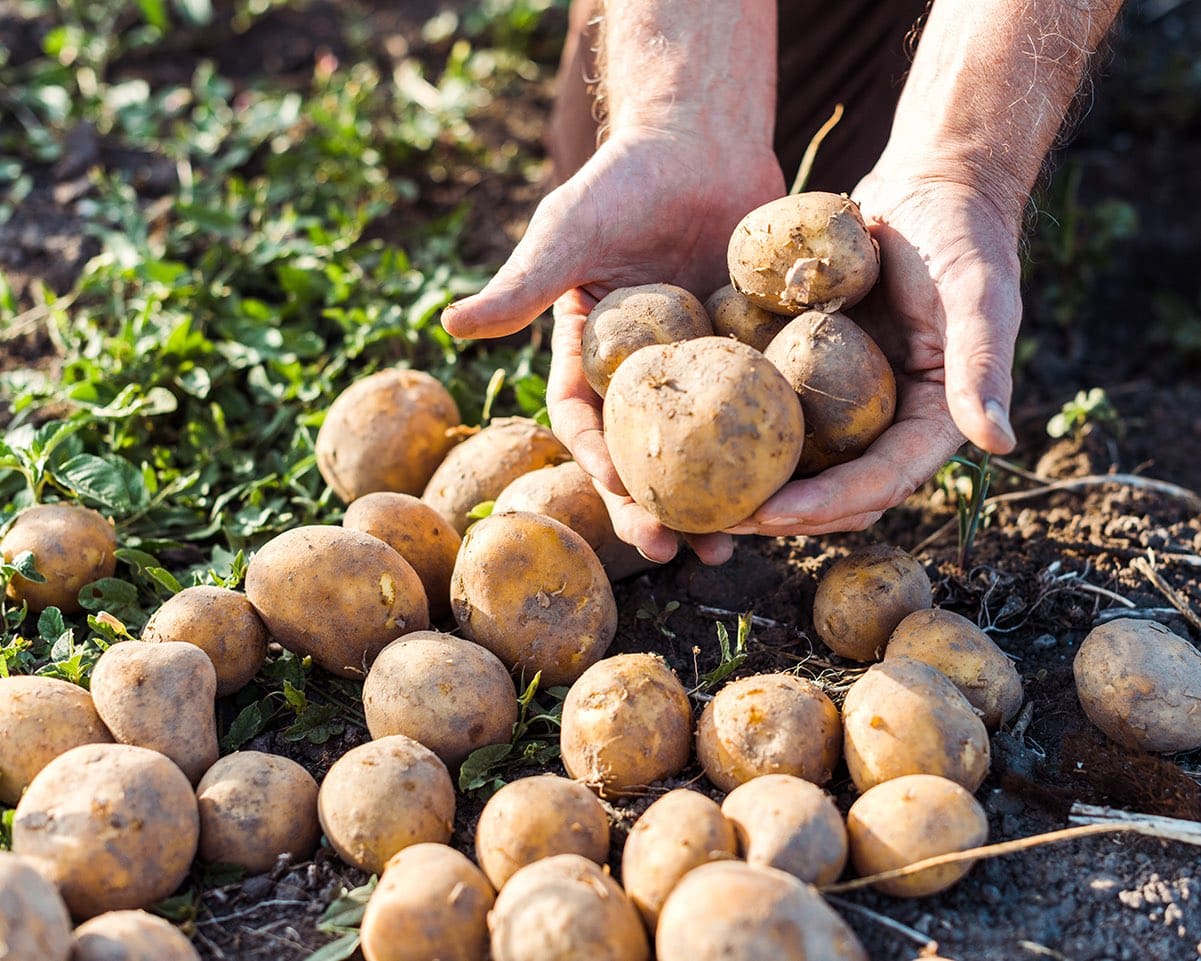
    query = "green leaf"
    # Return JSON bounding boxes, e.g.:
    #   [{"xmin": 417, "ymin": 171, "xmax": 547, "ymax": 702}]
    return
[
  {"xmin": 305, "ymin": 933, "xmax": 361, "ymax": 961},
  {"xmin": 458, "ymin": 742, "xmax": 514, "ymax": 792},
  {"xmin": 221, "ymin": 701, "xmax": 266, "ymax": 752},
  {"xmin": 36, "ymin": 608, "xmax": 67, "ymax": 644},
  {"xmin": 55, "ymin": 454, "xmax": 149, "ymax": 512},
  {"xmin": 318, "ymin": 881, "xmax": 375, "ymax": 932}
]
